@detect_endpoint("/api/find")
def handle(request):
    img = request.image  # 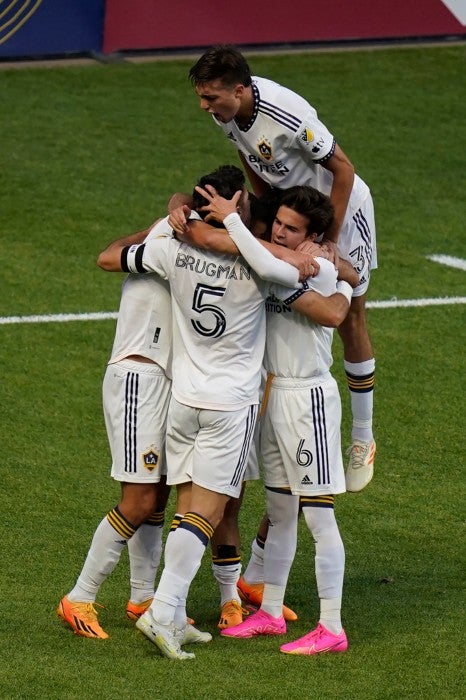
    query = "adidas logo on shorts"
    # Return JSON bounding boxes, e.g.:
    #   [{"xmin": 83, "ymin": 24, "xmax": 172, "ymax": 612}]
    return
[{"xmin": 301, "ymin": 475, "xmax": 313, "ymax": 486}]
